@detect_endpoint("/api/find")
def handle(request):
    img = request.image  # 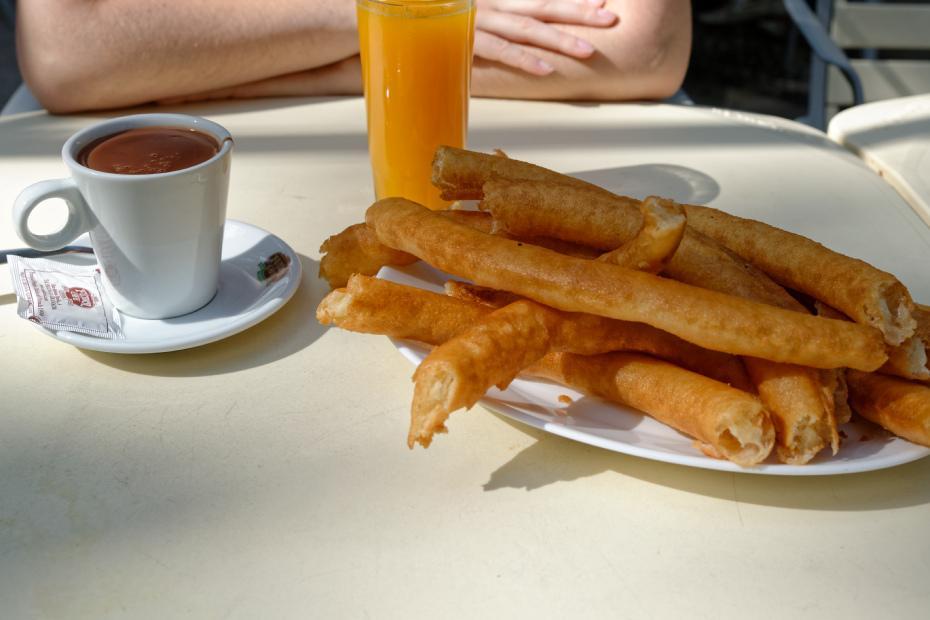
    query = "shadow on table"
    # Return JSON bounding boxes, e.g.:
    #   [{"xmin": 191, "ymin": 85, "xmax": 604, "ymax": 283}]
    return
[
  {"xmin": 79, "ymin": 254, "xmax": 329, "ymax": 377},
  {"xmin": 836, "ymin": 116, "xmax": 930, "ymax": 150},
  {"xmin": 0, "ymin": 97, "xmax": 357, "ymax": 159},
  {"xmin": 213, "ymin": 119, "xmax": 840, "ymax": 159},
  {"xmin": 0, "ymin": 114, "xmax": 845, "ymax": 163},
  {"xmin": 483, "ymin": 416, "xmax": 930, "ymax": 511},
  {"xmin": 140, "ymin": 96, "xmax": 353, "ymax": 118},
  {"xmin": 569, "ymin": 164, "xmax": 721, "ymax": 203},
  {"xmin": 466, "ymin": 118, "xmax": 844, "ymax": 155}
]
